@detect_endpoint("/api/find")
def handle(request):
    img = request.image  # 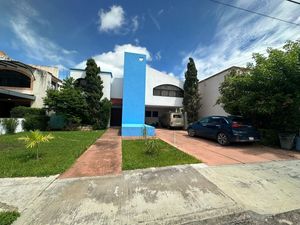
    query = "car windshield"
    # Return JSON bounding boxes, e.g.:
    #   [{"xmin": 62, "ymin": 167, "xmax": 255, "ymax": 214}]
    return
[{"xmin": 173, "ymin": 114, "xmax": 182, "ymax": 118}]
